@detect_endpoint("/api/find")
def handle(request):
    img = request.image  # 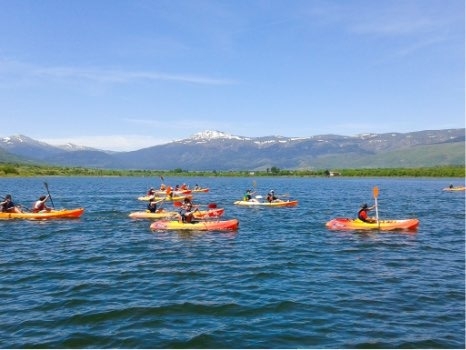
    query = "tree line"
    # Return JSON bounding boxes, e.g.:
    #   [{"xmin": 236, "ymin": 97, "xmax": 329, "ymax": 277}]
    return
[{"xmin": 0, "ymin": 163, "xmax": 464, "ymax": 178}]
